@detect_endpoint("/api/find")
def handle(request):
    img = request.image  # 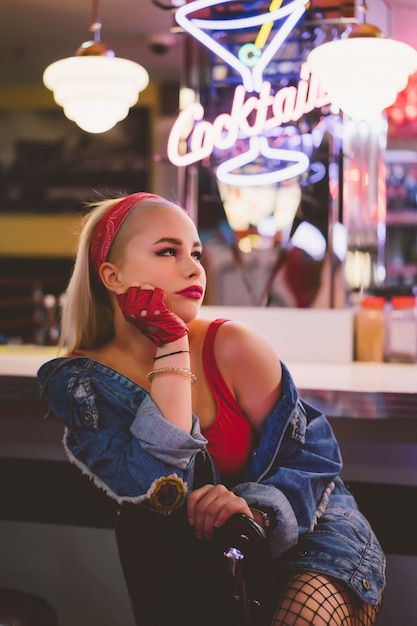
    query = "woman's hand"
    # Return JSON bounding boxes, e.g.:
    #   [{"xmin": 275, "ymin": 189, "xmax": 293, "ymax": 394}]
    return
[
  {"xmin": 187, "ymin": 484, "xmax": 253, "ymax": 540},
  {"xmin": 116, "ymin": 285, "xmax": 188, "ymax": 346}
]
